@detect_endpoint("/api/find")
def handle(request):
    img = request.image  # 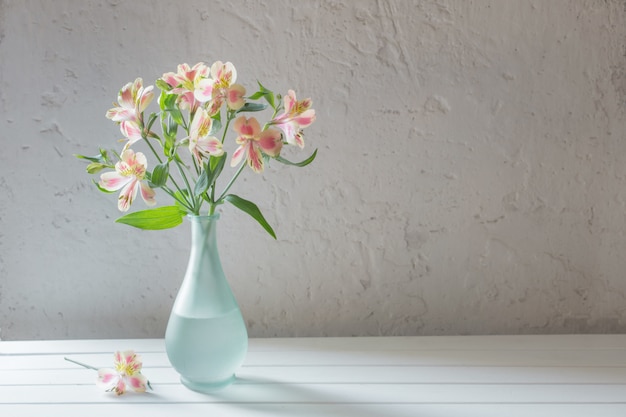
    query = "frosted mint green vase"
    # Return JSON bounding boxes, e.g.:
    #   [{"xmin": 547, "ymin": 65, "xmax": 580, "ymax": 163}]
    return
[{"xmin": 165, "ymin": 214, "xmax": 248, "ymax": 392}]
